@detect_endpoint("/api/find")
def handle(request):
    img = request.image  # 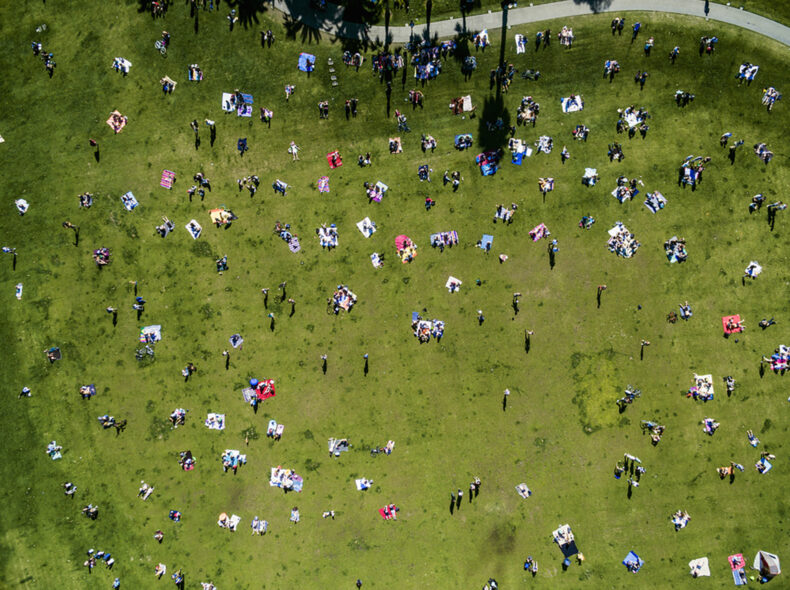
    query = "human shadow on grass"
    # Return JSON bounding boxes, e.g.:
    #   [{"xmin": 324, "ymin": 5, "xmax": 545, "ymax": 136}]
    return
[
  {"xmin": 572, "ymin": 0, "xmax": 613, "ymax": 12},
  {"xmin": 226, "ymin": 0, "xmax": 269, "ymax": 30}
]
